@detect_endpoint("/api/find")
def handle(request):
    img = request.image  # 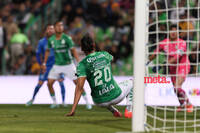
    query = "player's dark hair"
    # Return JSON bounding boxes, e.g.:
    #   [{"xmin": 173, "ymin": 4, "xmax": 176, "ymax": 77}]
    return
[
  {"xmin": 170, "ymin": 25, "xmax": 177, "ymax": 30},
  {"xmin": 170, "ymin": 24, "xmax": 181, "ymax": 30},
  {"xmin": 44, "ymin": 23, "xmax": 53, "ymax": 31},
  {"xmin": 39, "ymin": 23, "xmax": 52, "ymax": 37},
  {"xmin": 81, "ymin": 34, "xmax": 95, "ymax": 53},
  {"xmin": 54, "ymin": 20, "xmax": 62, "ymax": 26}
]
